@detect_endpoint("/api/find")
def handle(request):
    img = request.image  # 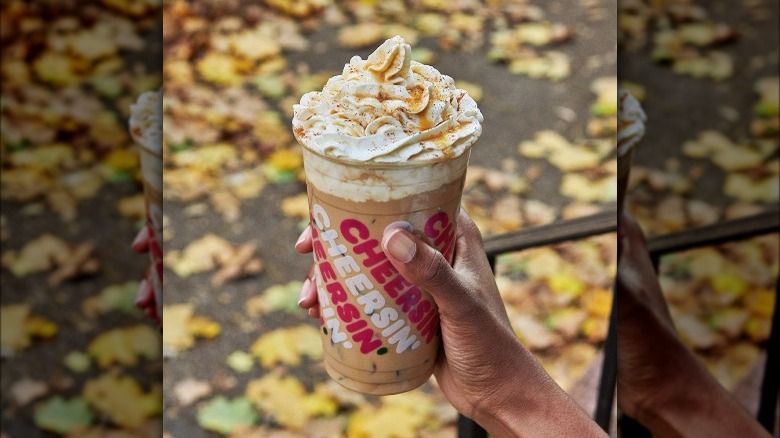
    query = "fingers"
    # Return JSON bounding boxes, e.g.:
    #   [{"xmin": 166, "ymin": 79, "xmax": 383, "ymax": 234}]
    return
[
  {"xmin": 451, "ymin": 208, "xmax": 488, "ymax": 268},
  {"xmin": 381, "ymin": 224, "xmax": 466, "ymax": 319},
  {"xmin": 294, "ymin": 226, "xmax": 313, "ymax": 254},
  {"xmin": 296, "ymin": 263, "xmax": 320, "ymax": 321},
  {"xmin": 298, "ymin": 276, "xmax": 318, "ymax": 308},
  {"xmin": 132, "ymin": 227, "xmax": 150, "ymax": 253},
  {"xmin": 135, "ymin": 277, "xmax": 154, "ymax": 308},
  {"xmin": 294, "ymin": 226, "xmax": 318, "ymax": 318}
]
